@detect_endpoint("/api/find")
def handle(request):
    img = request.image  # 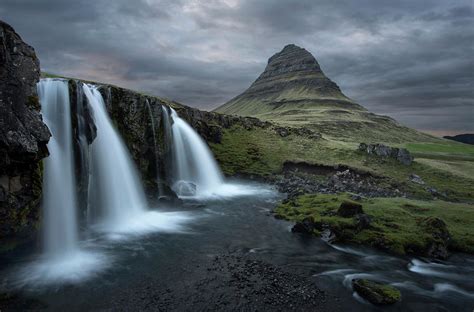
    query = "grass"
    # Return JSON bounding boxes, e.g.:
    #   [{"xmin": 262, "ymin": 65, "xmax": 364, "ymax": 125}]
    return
[
  {"xmin": 275, "ymin": 193, "xmax": 474, "ymax": 255},
  {"xmin": 210, "ymin": 125, "xmax": 474, "ymax": 202}
]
